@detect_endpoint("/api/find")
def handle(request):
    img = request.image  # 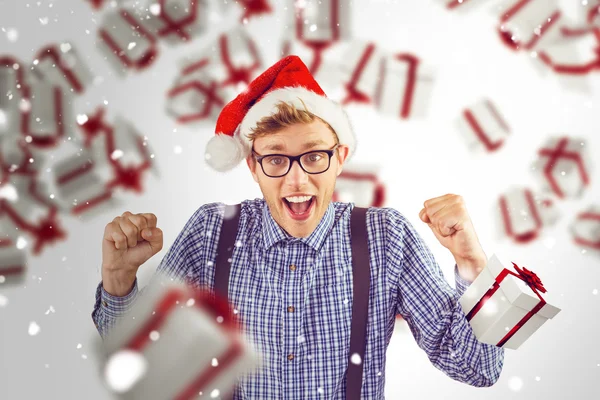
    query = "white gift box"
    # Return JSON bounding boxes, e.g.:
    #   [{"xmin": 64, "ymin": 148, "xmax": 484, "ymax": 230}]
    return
[
  {"xmin": 20, "ymin": 80, "xmax": 74, "ymax": 149},
  {"xmin": 82, "ymin": 113, "xmax": 158, "ymax": 194},
  {"xmin": 166, "ymin": 66, "xmax": 231, "ymax": 124},
  {"xmin": 459, "ymin": 253, "xmax": 561, "ymax": 350},
  {"xmin": 0, "ymin": 58, "xmax": 26, "ymax": 137},
  {"xmin": 98, "ymin": 7, "xmax": 159, "ymax": 75},
  {"xmin": 570, "ymin": 204, "xmax": 600, "ymax": 252},
  {"xmin": 495, "ymin": 186, "xmax": 559, "ymax": 244},
  {"xmin": 0, "ymin": 175, "xmax": 66, "ymax": 255},
  {"xmin": 456, "ymin": 99, "xmax": 511, "ymax": 153},
  {"xmin": 180, "ymin": 27, "xmax": 262, "ymax": 89},
  {"xmin": 288, "ymin": 0, "xmax": 351, "ymax": 43},
  {"xmin": 375, "ymin": 53, "xmax": 434, "ymax": 120},
  {"xmin": 53, "ymin": 151, "xmax": 120, "ymax": 219},
  {"xmin": 333, "ymin": 163, "xmax": 385, "ymax": 208},
  {"xmin": 0, "ymin": 239, "xmax": 26, "ymax": 285},
  {"xmin": 339, "ymin": 40, "xmax": 385, "ymax": 106},
  {"xmin": 103, "ymin": 278, "xmax": 258, "ymax": 400},
  {"xmin": 0, "ymin": 134, "xmax": 46, "ymax": 175},
  {"xmin": 141, "ymin": 0, "xmax": 209, "ymax": 44},
  {"xmin": 496, "ymin": 0, "xmax": 564, "ymax": 51},
  {"xmin": 531, "ymin": 136, "xmax": 592, "ymax": 199},
  {"xmin": 32, "ymin": 43, "xmax": 94, "ymax": 94}
]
